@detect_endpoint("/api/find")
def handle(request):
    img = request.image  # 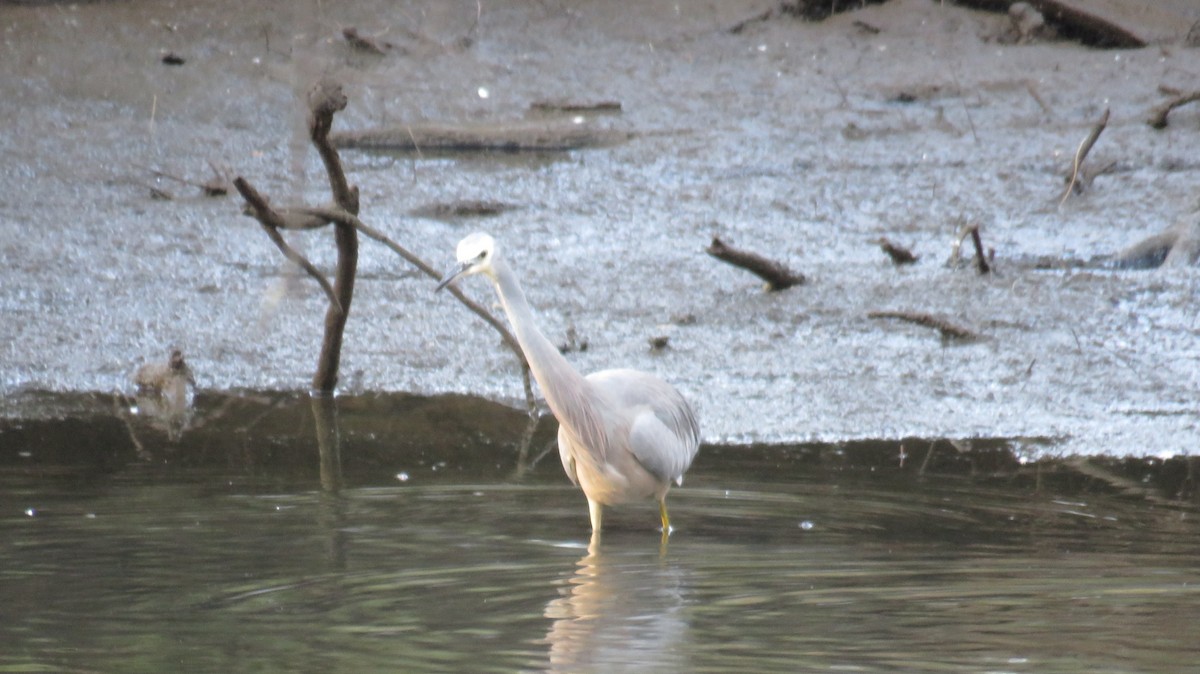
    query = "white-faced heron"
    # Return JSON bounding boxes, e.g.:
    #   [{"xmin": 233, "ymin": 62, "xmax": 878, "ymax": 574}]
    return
[{"xmin": 437, "ymin": 233, "xmax": 700, "ymax": 536}]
